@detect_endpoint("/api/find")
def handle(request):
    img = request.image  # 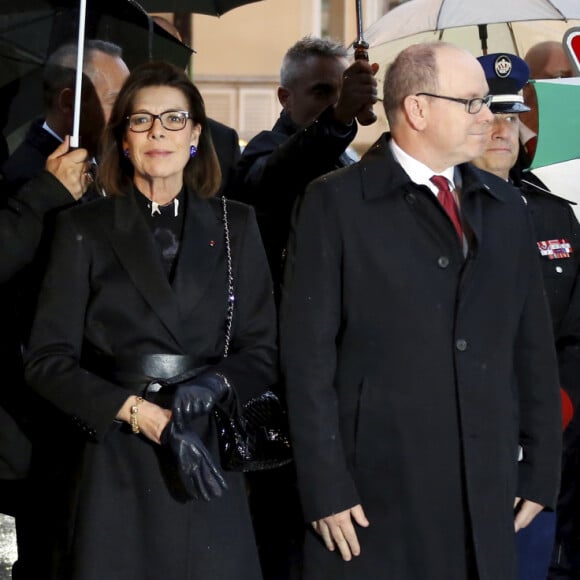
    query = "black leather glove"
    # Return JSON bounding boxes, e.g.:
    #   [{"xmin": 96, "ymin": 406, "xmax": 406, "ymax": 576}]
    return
[
  {"xmin": 171, "ymin": 372, "xmax": 230, "ymax": 431},
  {"xmin": 161, "ymin": 421, "xmax": 227, "ymax": 501}
]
